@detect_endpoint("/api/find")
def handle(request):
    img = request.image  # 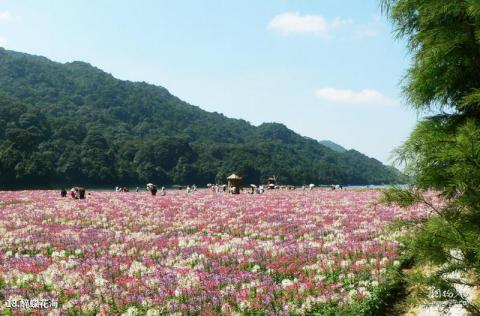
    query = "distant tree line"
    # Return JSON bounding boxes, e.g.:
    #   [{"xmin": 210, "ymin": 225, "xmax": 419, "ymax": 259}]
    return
[{"xmin": 0, "ymin": 48, "xmax": 405, "ymax": 188}]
